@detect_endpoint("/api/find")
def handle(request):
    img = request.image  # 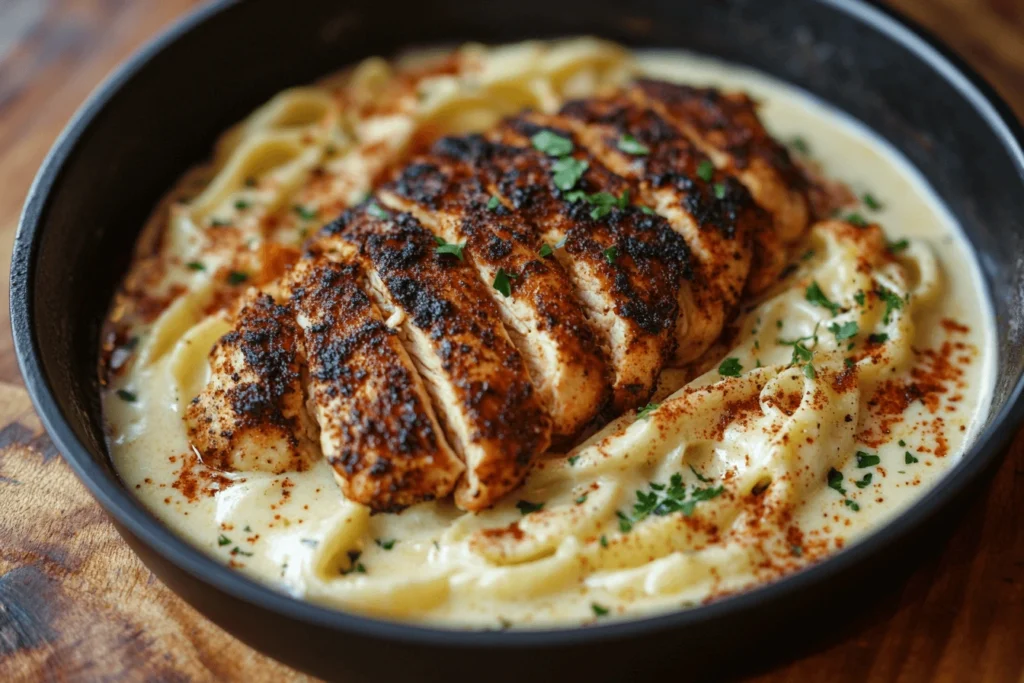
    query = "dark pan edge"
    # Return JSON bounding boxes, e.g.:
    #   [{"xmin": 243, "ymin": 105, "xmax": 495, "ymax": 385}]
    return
[{"xmin": 10, "ymin": 0, "xmax": 1024, "ymax": 650}]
